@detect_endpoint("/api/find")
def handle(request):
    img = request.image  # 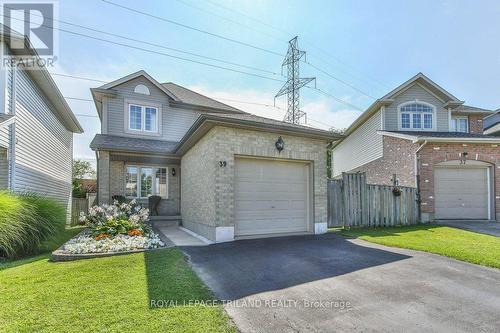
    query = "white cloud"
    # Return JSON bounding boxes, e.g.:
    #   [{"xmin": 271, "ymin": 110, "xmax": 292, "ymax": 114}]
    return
[
  {"xmin": 190, "ymin": 85, "xmax": 362, "ymax": 131},
  {"xmin": 63, "ymin": 73, "xmax": 363, "ymax": 163}
]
